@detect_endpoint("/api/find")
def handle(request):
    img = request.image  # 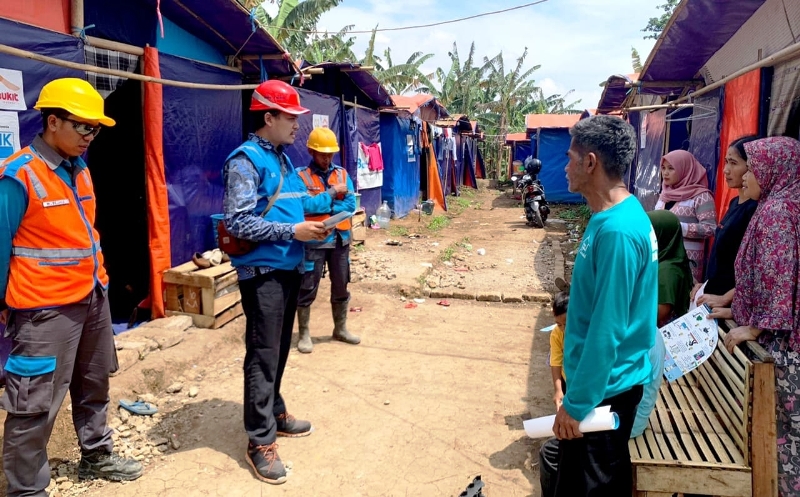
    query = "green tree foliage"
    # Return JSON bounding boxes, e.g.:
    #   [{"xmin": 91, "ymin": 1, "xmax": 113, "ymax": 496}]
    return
[{"xmin": 642, "ymin": 0, "xmax": 680, "ymax": 40}]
